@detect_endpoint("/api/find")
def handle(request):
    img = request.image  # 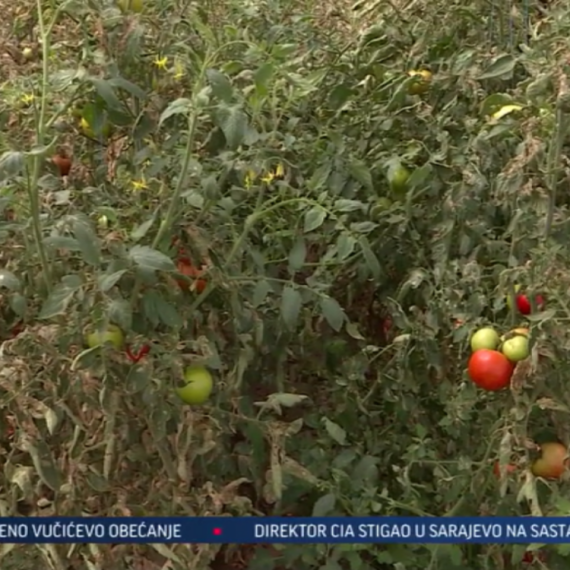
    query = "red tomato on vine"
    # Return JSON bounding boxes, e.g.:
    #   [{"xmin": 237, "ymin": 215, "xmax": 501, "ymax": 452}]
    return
[{"xmin": 467, "ymin": 350, "xmax": 514, "ymax": 391}]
